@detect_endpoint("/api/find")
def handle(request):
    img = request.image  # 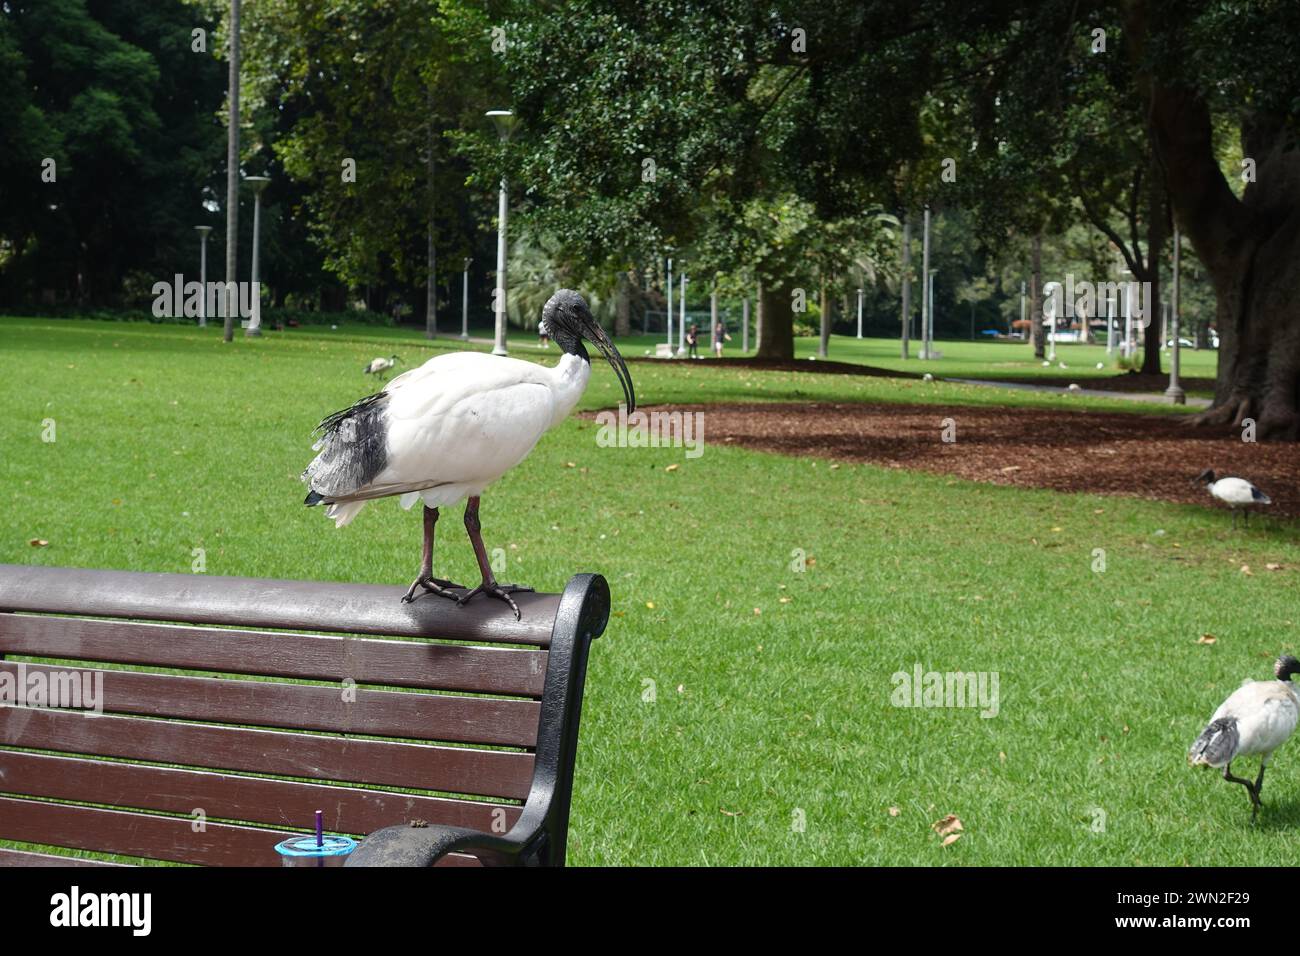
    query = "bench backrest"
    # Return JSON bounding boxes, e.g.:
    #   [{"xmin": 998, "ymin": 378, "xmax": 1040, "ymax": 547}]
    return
[{"xmin": 0, "ymin": 565, "xmax": 608, "ymax": 867}]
